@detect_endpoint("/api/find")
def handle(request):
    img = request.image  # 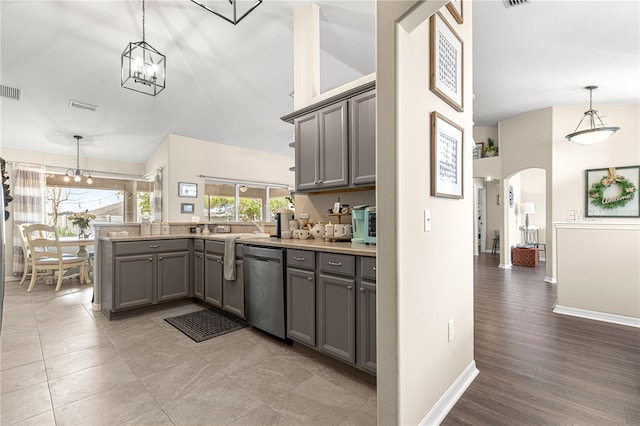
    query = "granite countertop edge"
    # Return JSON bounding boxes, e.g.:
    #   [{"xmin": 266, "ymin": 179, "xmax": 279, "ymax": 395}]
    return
[{"xmin": 99, "ymin": 234, "xmax": 376, "ymax": 256}]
